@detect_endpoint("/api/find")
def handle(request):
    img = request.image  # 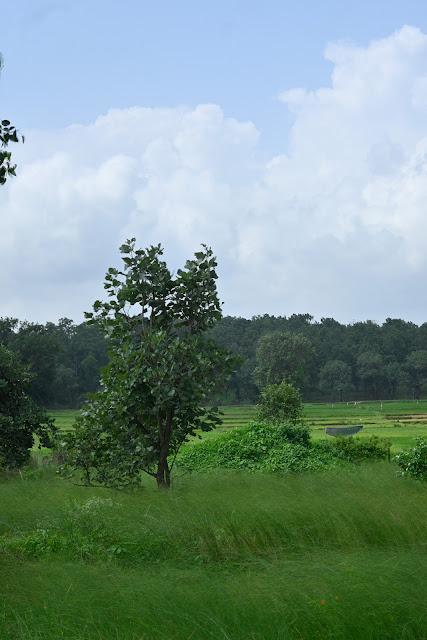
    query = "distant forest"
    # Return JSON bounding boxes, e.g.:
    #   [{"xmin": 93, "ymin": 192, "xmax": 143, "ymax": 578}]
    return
[{"xmin": 2, "ymin": 314, "xmax": 427, "ymax": 407}]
